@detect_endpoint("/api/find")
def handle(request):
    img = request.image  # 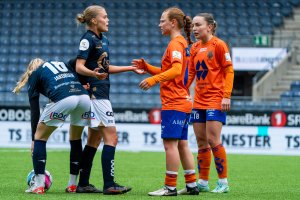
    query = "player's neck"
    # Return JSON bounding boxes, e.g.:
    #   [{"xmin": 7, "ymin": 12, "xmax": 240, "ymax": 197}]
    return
[
  {"xmin": 170, "ymin": 30, "xmax": 181, "ymax": 40},
  {"xmin": 88, "ymin": 27, "xmax": 101, "ymax": 38},
  {"xmin": 201, "ymin": 35, "xmax": 213, "ymax": 44}
]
